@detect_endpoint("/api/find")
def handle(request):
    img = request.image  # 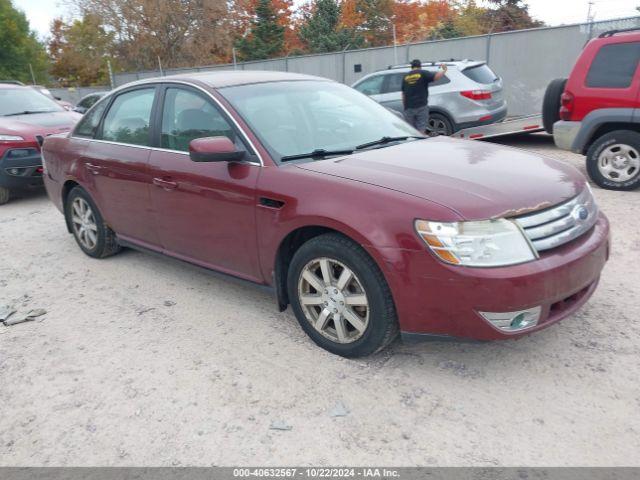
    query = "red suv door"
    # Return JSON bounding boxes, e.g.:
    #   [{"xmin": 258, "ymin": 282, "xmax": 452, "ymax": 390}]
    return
[
  {"xmin": 147, "ymin": 85, "xmax": 262, "ymax": 282},
  {"xmin": 566, "ymin": 35, "xmax": 640, "ymax": 120}
]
